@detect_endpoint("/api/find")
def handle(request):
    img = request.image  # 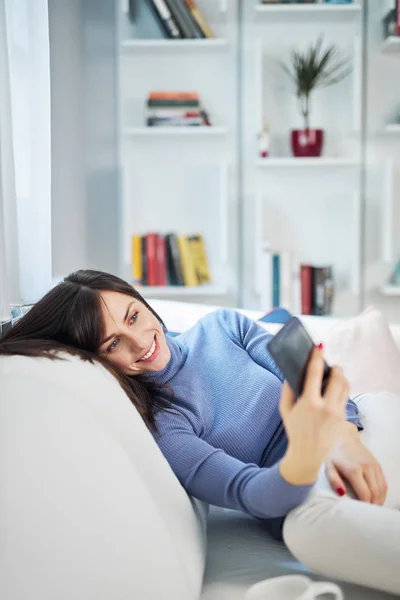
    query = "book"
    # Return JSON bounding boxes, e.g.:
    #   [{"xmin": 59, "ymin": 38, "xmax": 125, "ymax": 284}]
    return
[
  {"xmin": 165, "ymin": 0, "xmax": 205, "ymax": 38},
  {"xmin": 144, "ymin": 0, "xmax": 182, "ymax": 39},
  {"xmin": 131, "ymin": 235, "xmax": 143, "ymax": 285},
  {"xmin": 272, "ymin": 254, "xmax": 280, "ymax": 307},
  {"xmin": 397, "ymin": 0, "xmax": 400, "ymax": 36},
  {"xmin": 165, "ymin": 233, "xmax": 185, "ymax": 285},
  {"xmin": 155, "ymin": 235, "xmax": 168, "ymax": 286},
  {"xmin": 300, "ymin": 264, "xmax": 312, "ymax": 315},
  {"xmin": 183, "ymin": 0, "xmax": 214, "ymax": 38},
  {"xmin": 187, "ymin": 234, "xmax": 211, "ymax": 283},
  {"xmin": 177, "ymin": 235, "xmax": 199, "ymax": 286},
  {"xmin": 145, "ymin": 233, "xmax": 158, "ymax": 286},
  {"xmin": 141, "ymin": 235, "xmax": 147, "ymax": 285}
]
